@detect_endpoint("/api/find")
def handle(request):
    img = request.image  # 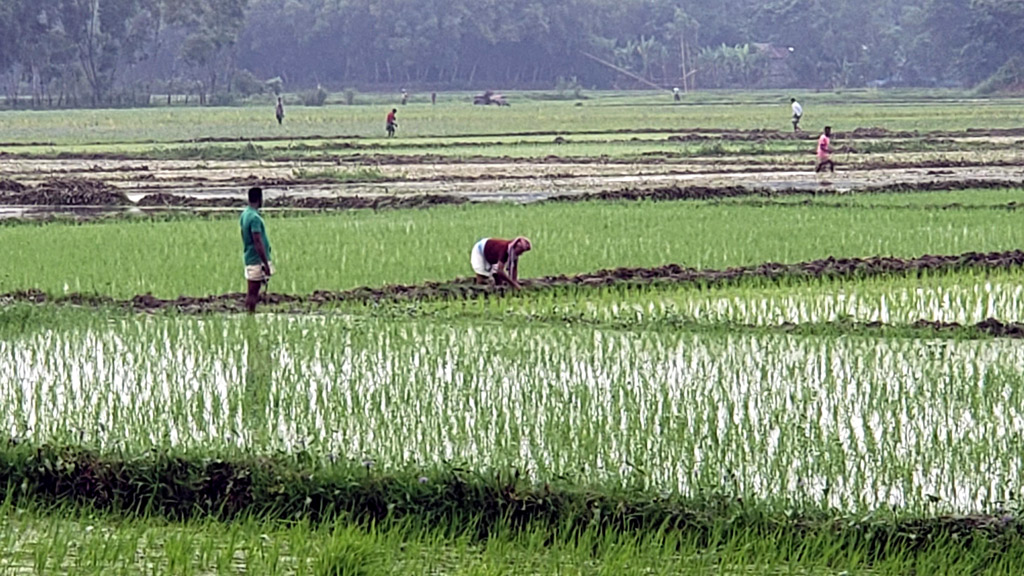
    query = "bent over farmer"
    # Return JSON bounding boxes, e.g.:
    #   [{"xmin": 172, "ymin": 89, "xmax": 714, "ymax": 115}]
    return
[
  {"xmin": 241, "ymin": 186, "xmax": 273, "ymax": 313},
  {"xmin": 470, "ymin": 237, "xmax": 531, "ymax": 289}
]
